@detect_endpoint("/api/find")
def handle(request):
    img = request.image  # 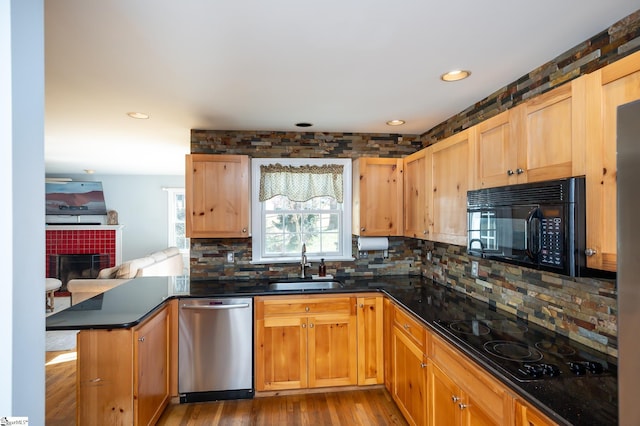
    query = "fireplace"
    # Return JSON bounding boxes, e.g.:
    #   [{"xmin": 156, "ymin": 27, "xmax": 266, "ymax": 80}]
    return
[
  {"xmin": 48, "ymin": 253, "xmax": 111, "ymax": 291},
  {"xmin": 46, "ymin": 224, "xmax": 123, "ymax": 294}
]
